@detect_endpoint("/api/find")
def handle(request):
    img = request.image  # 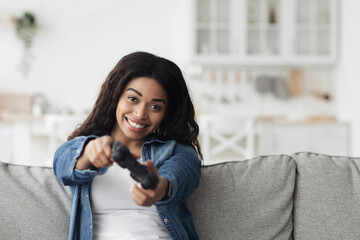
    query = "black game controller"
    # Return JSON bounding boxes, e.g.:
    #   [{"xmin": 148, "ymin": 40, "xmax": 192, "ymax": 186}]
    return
[{"xmin": 111, "ymin": 141, "xmax": 159, "ymax": 189}]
